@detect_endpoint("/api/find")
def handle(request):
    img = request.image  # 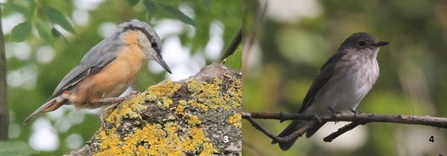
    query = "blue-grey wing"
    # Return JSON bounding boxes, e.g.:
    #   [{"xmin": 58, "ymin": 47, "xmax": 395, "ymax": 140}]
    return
[{"xmin": 49, "ymin": 37, "xmax": 124, "ymax": 99}]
